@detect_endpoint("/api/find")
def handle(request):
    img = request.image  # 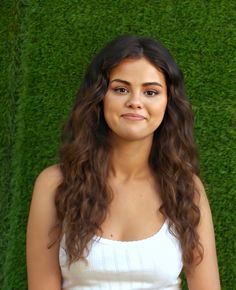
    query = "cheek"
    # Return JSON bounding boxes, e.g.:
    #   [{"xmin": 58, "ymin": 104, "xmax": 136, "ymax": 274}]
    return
[
  {"xmin": 161, "ymin": 99, "xmax": 168, "ymax": 114},
  {"xmin": 151, "ymin": 98, "xmax": 168, "ymax": 116},
  {"xmin": 103, "ymin": 95, "xmax": 121, "ymax": 116},
  {"xmin": 103, "ymin": 97, "xmax": 116, "ymax": 125},
  {"xmin": 103, "ymin": 98, "xmax": 110, "ymax": 121}
]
